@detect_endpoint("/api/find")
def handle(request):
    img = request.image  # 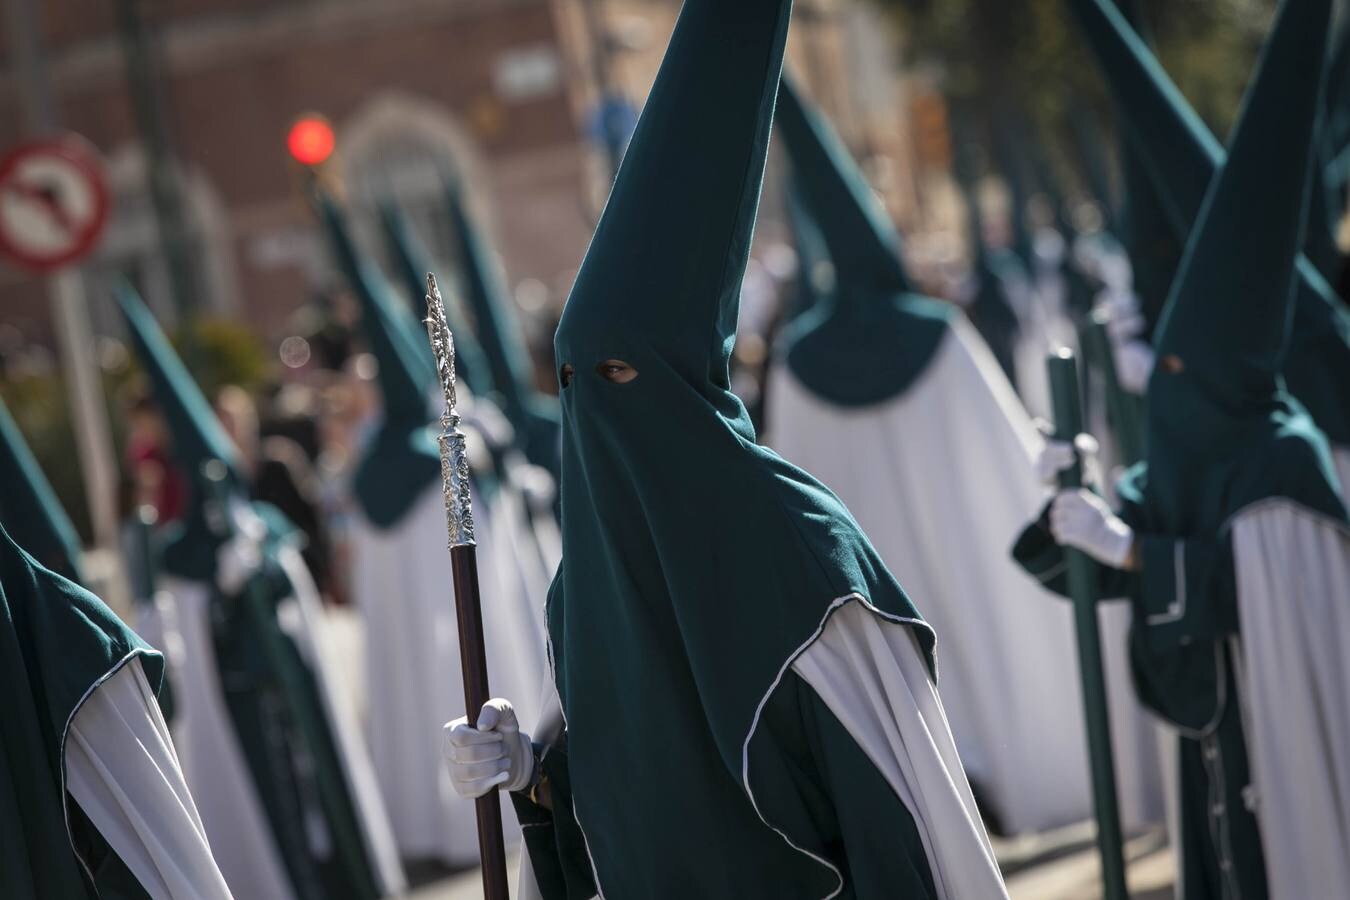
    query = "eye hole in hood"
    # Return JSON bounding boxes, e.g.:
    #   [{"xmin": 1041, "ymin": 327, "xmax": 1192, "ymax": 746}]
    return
[{"xmin": 597, "ymin": 360, "xmax": 638, "ymax": 384}]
